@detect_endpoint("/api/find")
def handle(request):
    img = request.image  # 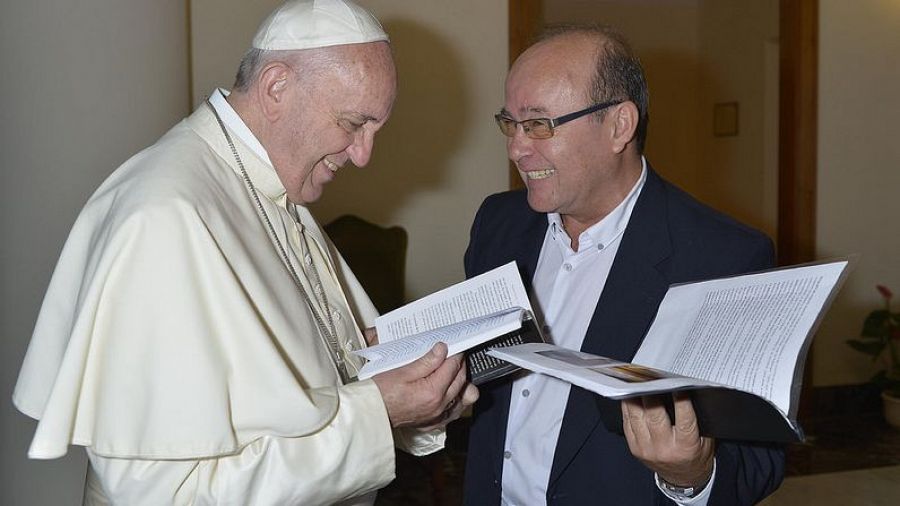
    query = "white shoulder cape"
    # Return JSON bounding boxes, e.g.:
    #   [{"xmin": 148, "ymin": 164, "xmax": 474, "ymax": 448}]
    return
[{"xmin": 13, "ymin": 105, "xmax": 384, "ymax": 460}]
